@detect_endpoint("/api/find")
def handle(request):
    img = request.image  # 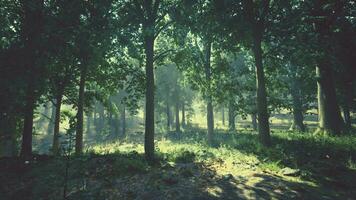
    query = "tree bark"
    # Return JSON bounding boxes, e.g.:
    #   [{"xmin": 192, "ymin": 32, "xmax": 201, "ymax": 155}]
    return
[
  {"xmin": 86, "ymin": 112, "xmax": 92, "ymax": 137},
  {"xmin": 52, "ymin": 93, "xmax": 63, "ymax": 156},
  {"xmin": 316, "ymin": 64, "xmax": 344, "ymax": 135},
  {"xmin": 20, "ymin": 85, "xmax": 35, "ymax": 158},
  {"xmin": 144, "ymin": 23, "xmax": 155, "ymax": 160},
  {"xmin": 222, "ymin": 107, "xmax": 225, "ymax": 126},
  {"xmin": 228, "ymin": 102, "xmax": 235, "ymax": 131},
  {"xmin": 252, "ymin": 32, "xmax": 271, "ymax": 146},
  {"xmin": 175, "ymin": 101, "xmax": 181, "ymax": 132},
  {"xmin": 47, "ymin": 101, "xmax": 56, "ymax": 135},
  {"xmin": 251, "ymin": 113, "xmax": 258, "ymax": 131},
  {"xmin": 121, "ymin": 105, "xmax": 126, "ymax": 138},
  {"xmin": 166, "ymin": 102, "xmax": 171, "ymax": 131},
  {"xmin": 20, "ymin": 0, "xmax": 44, "ymax": 159},
  {"xmin": 204, "ymin": 40, "xmax": 214, "ymax": 144},
  {"xmin": 75, "ymin": 66, "xmax": 87, "ymax": 155},
  {"xmin": 289, "ymin": 74, "xmax": 305, "ymax": 132},
  {"xmin": 182, "ymin": 102, "xmax": 186, "ymax": 127}
]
